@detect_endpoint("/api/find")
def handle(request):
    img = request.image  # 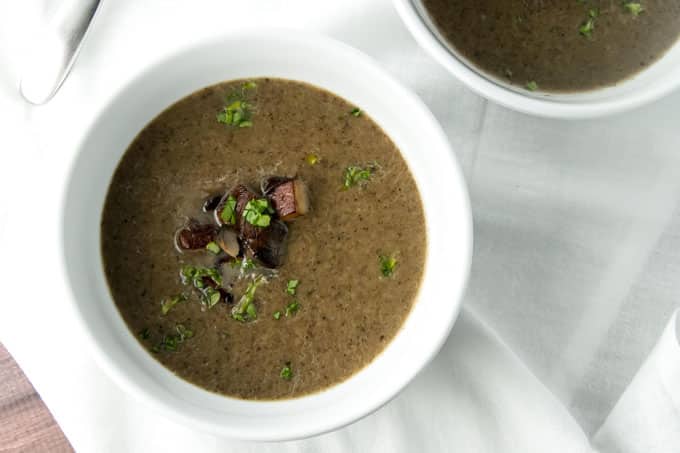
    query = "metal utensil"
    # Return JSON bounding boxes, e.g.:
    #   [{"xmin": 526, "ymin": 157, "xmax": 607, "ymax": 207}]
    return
[{"xmin": 20, "ymin": 0, "xmax": 103, "ymax": 105}]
